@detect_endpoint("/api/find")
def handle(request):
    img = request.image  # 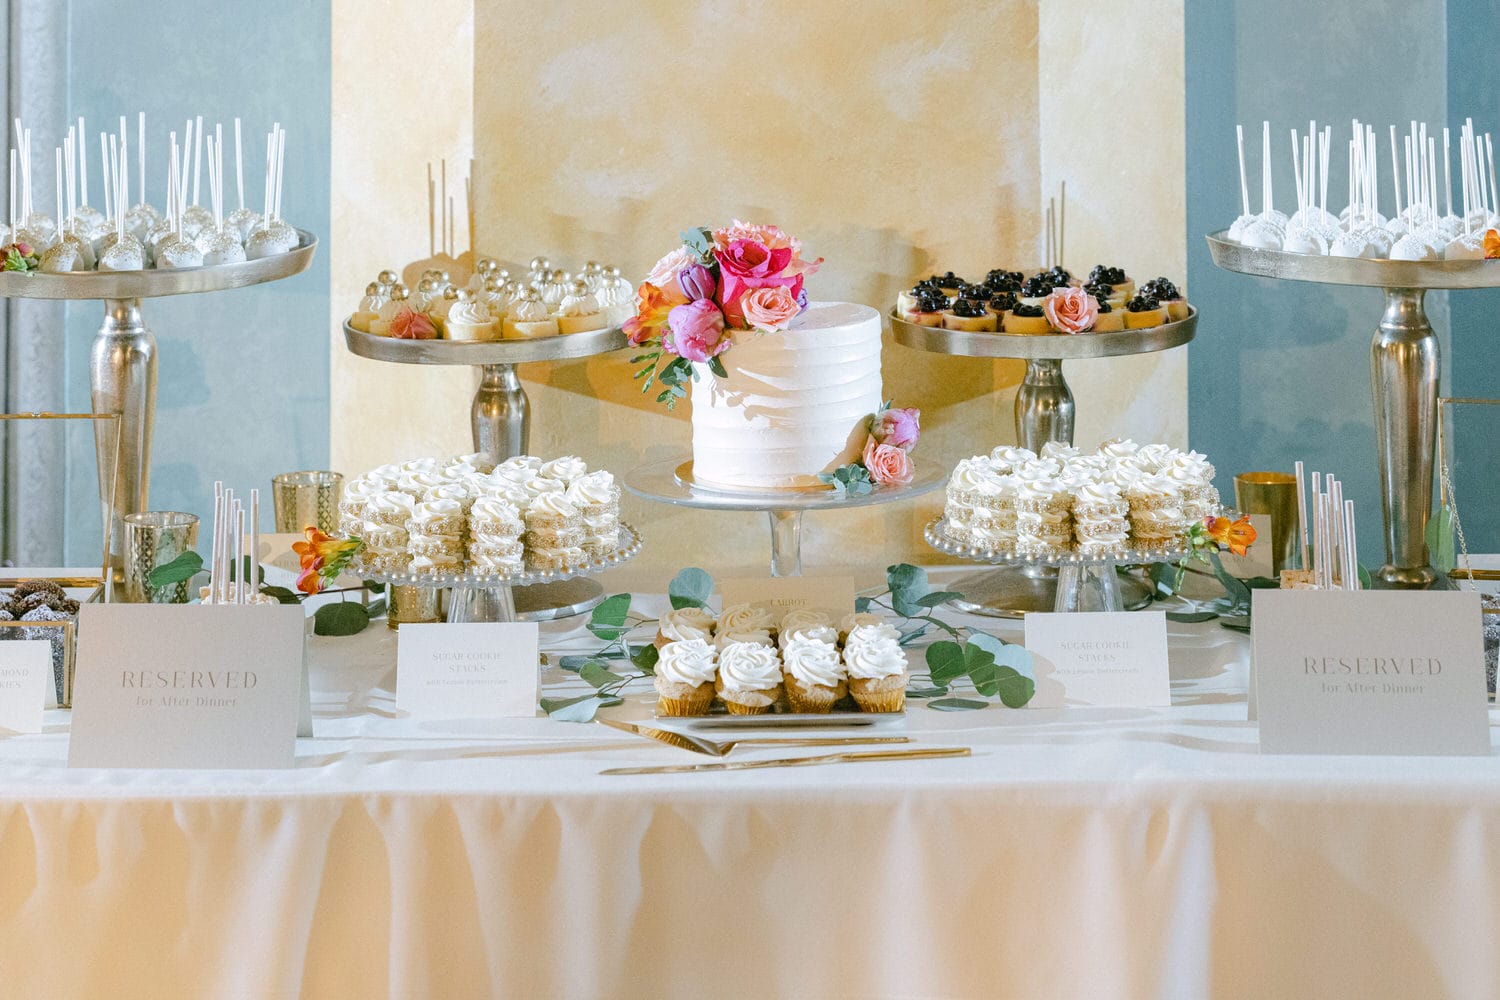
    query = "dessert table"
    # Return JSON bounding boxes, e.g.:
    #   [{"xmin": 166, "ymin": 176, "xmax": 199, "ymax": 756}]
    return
[{"xmin": 2, "ymin": 567, "xmax": 1498, "ymax": 998}]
